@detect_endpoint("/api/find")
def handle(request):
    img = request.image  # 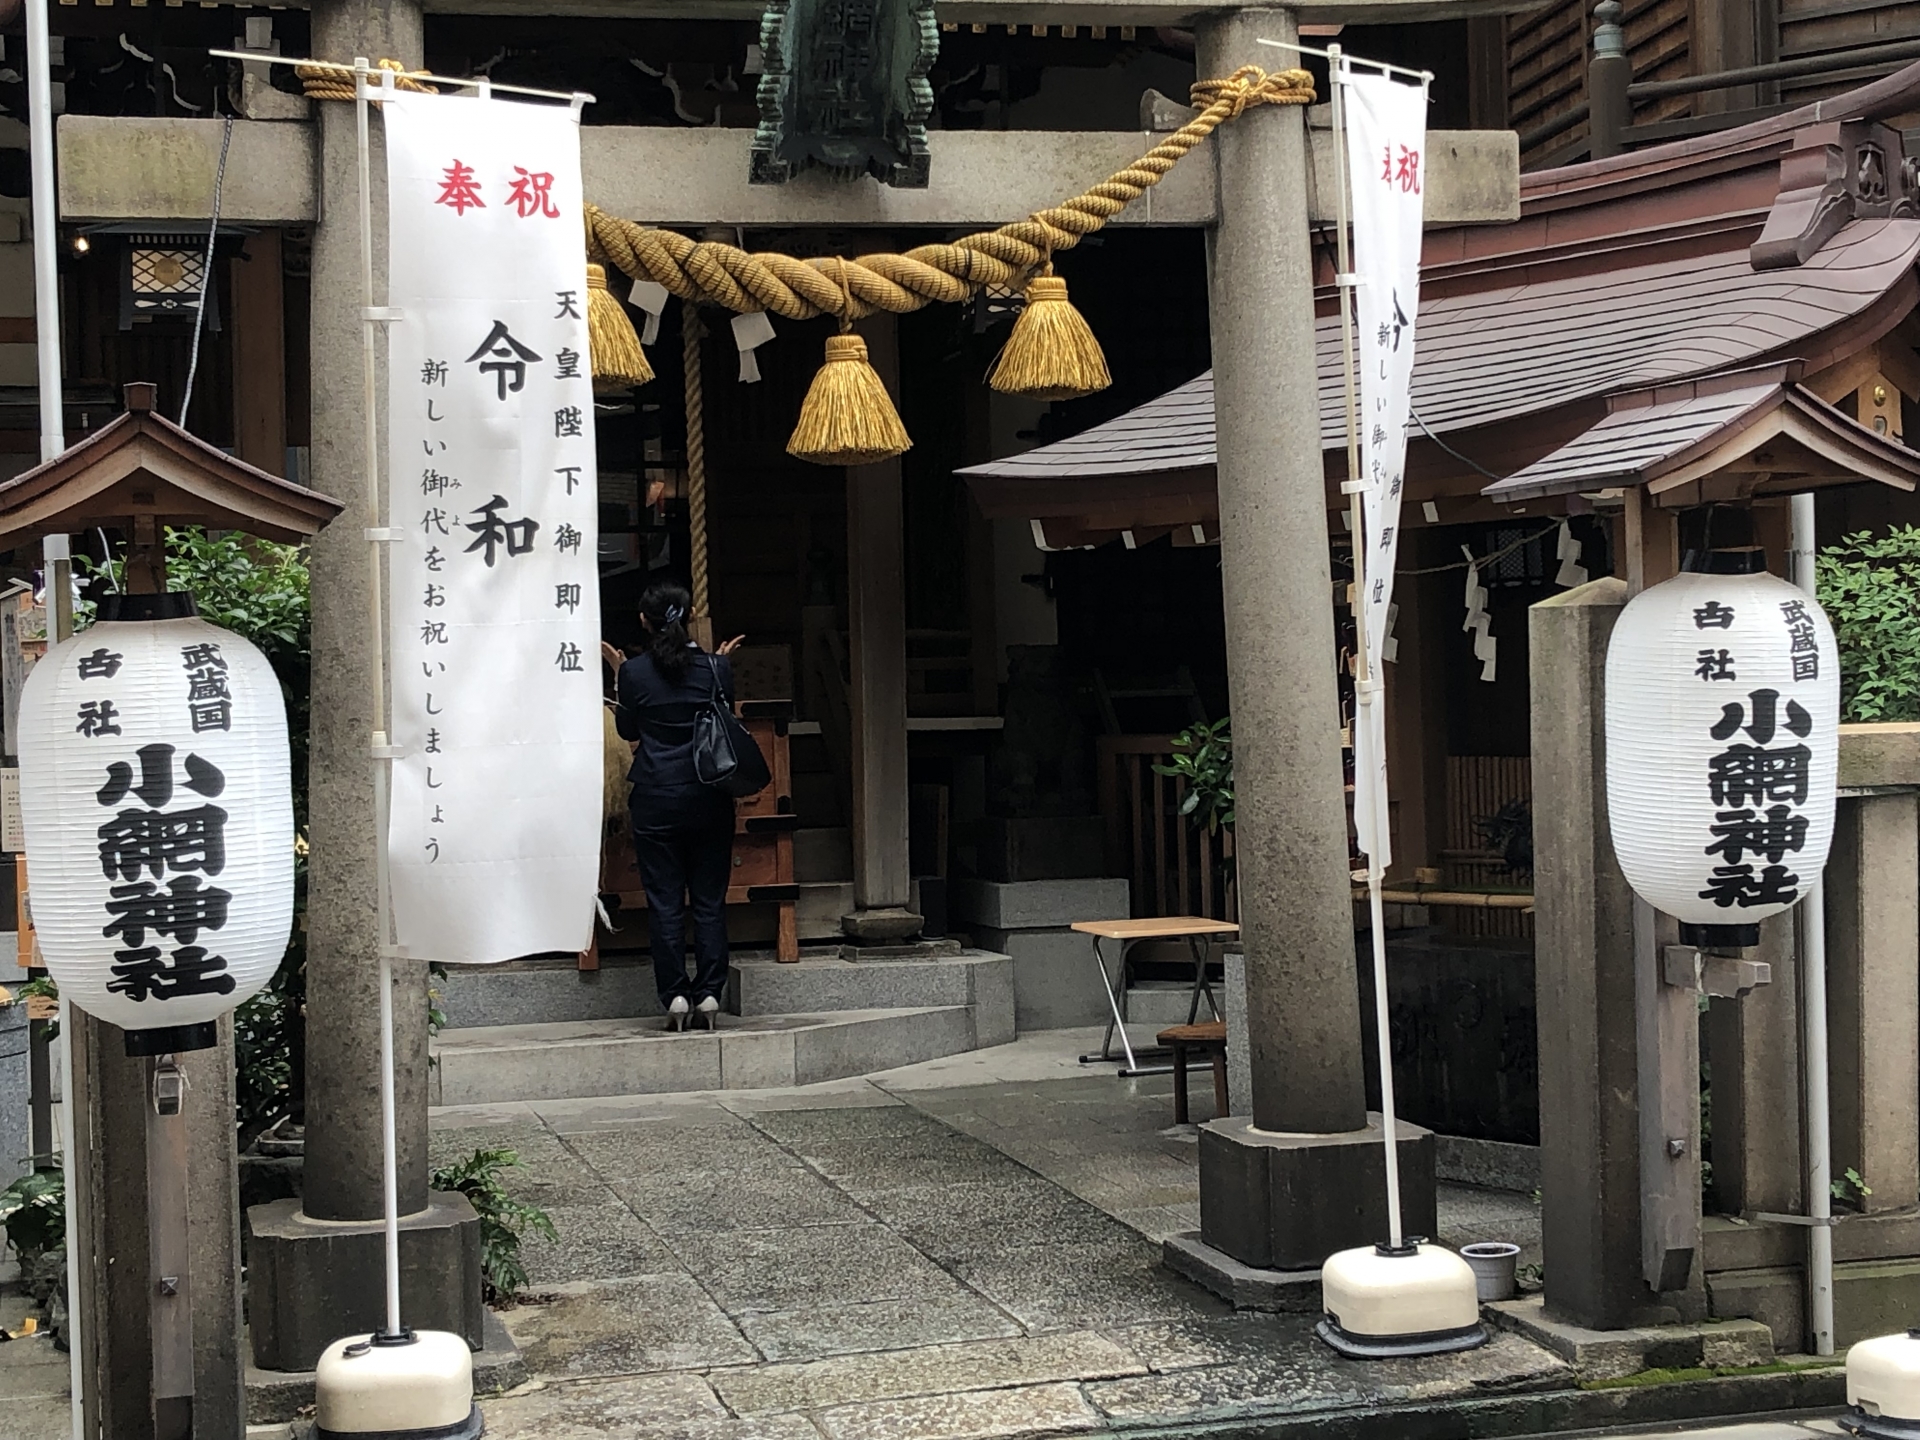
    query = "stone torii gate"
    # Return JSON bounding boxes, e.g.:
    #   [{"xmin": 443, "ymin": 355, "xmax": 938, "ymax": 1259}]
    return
[{"xmin": 55, "ymin": 0, "xmax": 1522, "ymax": 1419}]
